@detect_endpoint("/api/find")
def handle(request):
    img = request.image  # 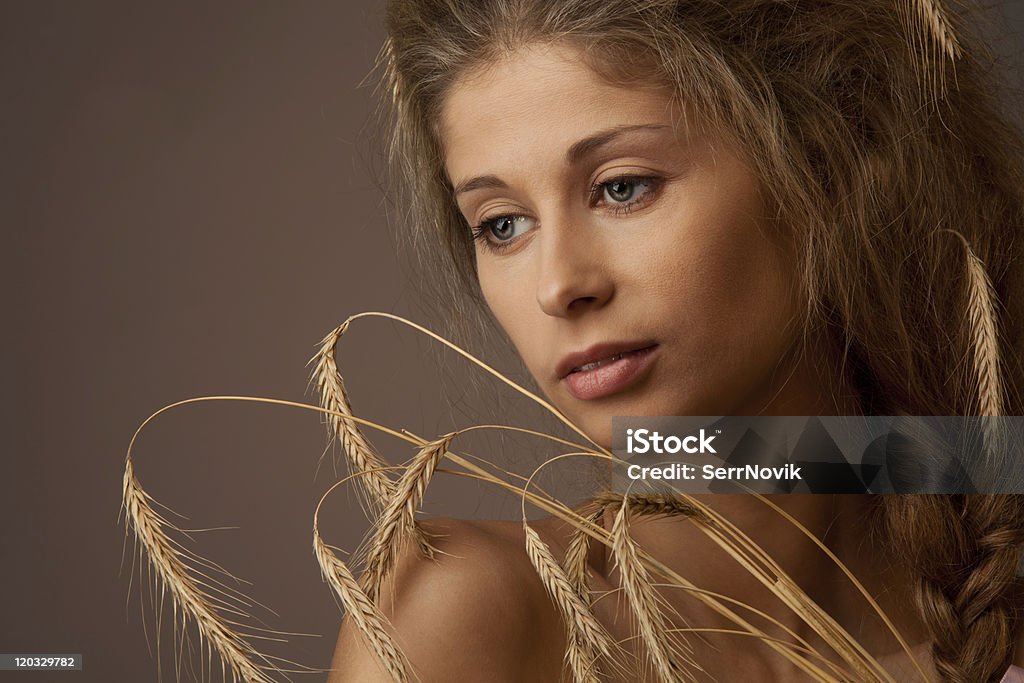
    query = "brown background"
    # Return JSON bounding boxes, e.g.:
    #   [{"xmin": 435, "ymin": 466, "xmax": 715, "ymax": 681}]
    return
[{"xmin": 2, "ymin": 2, "xmax": 1023, "ymax": 682}]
